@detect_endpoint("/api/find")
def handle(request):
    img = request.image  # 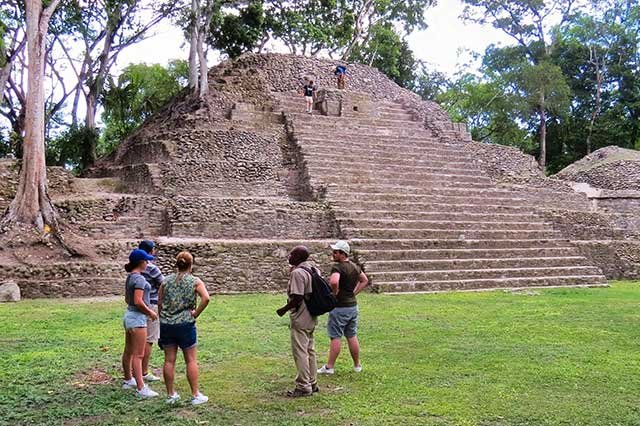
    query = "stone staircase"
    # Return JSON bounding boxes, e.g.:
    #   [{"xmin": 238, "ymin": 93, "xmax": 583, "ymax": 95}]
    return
[{"xmin": 274, "ymin": 91, "xmax": 607, "ymax": 292}]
